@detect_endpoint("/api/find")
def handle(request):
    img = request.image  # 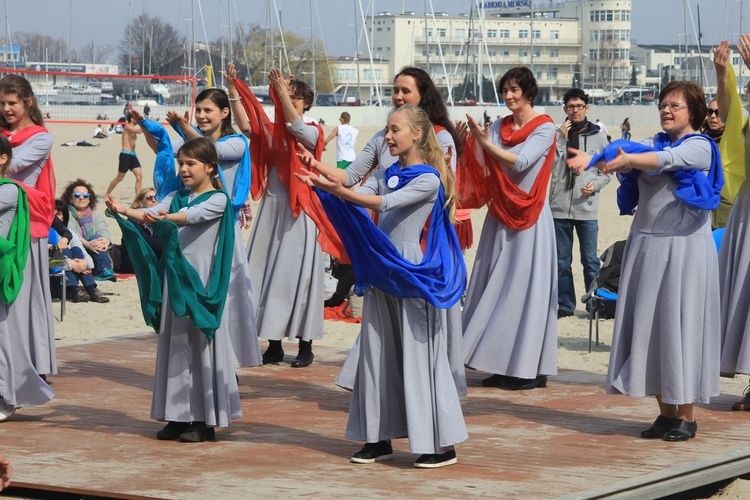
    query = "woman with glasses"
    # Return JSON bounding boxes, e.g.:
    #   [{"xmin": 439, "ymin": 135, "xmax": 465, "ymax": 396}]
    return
[
  {"xmin": 701, "ymin": 99, "xmax": 732, "ymax": 229},
  {"xmin": 0, "ymin": 75, "xmax": 57, "ymax": 383},
  {"xmin": 62, "ymin": 179, "xmax": 118, "ymax": 283},
  {"xmin": 227, "ymin": 64, "xmax": 333, "ymax": 368},
  {"xmin": 457, "ymin": 66, "xmax": 558, "ymax": 391},
  {"xmin": 109, "ymin": 188, "xmax": 163, "ymax": 274},
  {"xmin": 568, "ymin": 81, "xmax": 723, "ymax": 441}
]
